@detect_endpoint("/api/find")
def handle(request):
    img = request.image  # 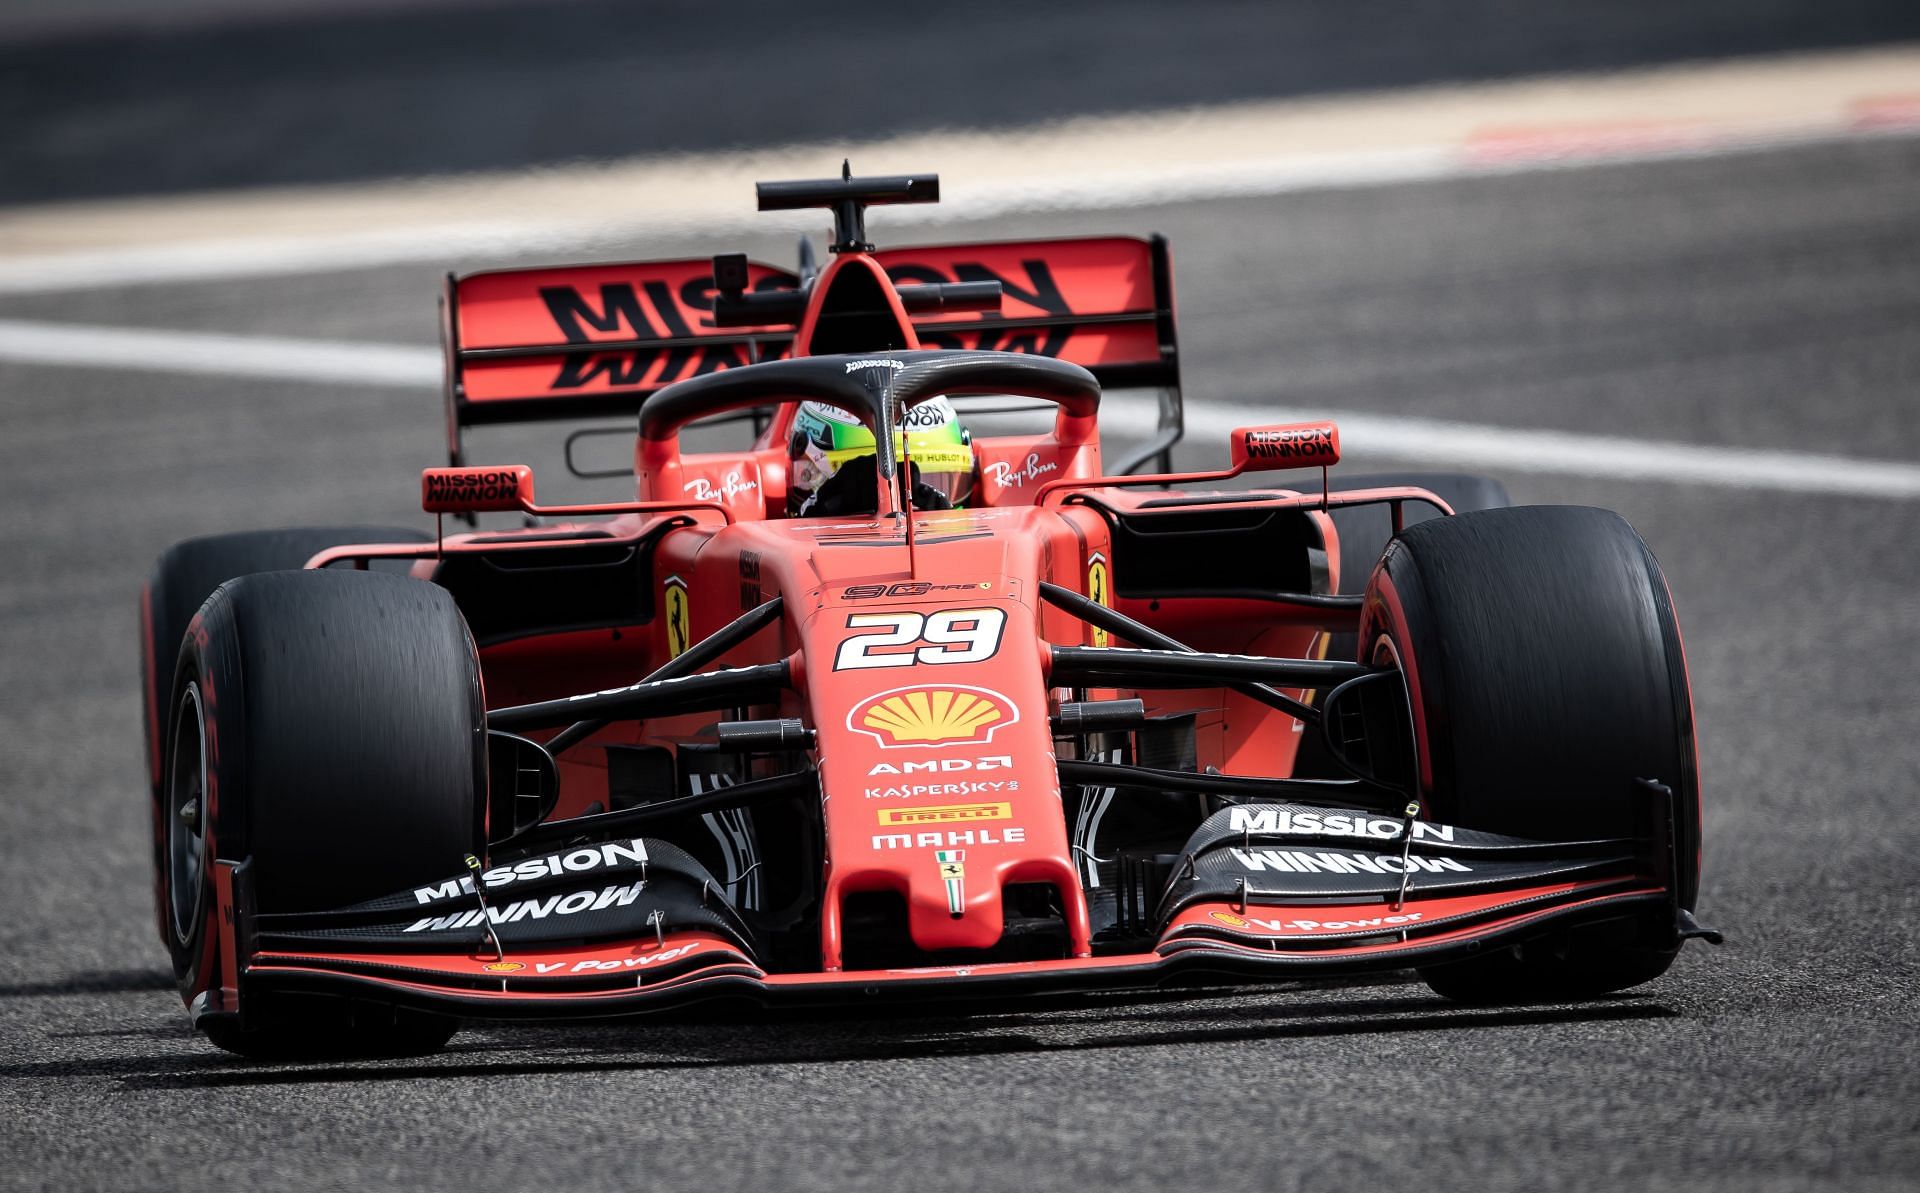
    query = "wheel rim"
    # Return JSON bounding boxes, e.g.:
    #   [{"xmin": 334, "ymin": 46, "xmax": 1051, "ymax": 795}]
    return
[
  {"xmin": 1368, "ymin": 632, "xmax": 1425, "ymax": 810},
  {"xmin": 166, "ymin": 682, "xmax": 209, "ymax": 948}
]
